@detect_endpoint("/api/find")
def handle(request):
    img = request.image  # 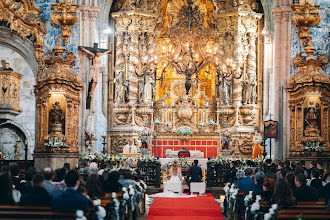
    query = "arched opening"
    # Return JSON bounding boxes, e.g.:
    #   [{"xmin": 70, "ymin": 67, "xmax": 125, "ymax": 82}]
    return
[
  {"xmin": 0, "ymin": 27, "xmax": 37, "ymax": 160},
  {"xmin": 0, "ymin": 120, "xmax": 33, "ymax": 160}
]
